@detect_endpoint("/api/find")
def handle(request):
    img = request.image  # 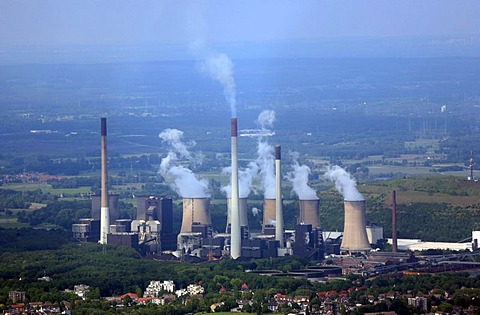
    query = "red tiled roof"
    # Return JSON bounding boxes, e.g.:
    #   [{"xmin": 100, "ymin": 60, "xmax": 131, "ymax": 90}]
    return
[{"xmin": 120, "ymin": 293, "xmax": 139, "ymax": 300}]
